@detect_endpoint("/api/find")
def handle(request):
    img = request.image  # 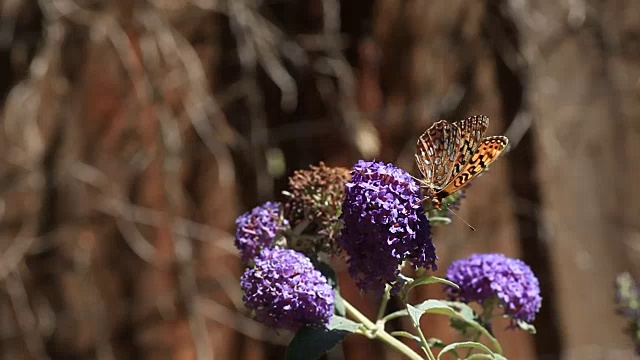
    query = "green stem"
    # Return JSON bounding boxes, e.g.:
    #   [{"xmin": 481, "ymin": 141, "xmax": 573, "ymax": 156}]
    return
[
  {"xmin": 381, "ymin": 309, "xmax": 409, "ymax": 324},
  {"xmin": 411, "ymin": 316, "xmax": 436, "ymax": 360},
  {"xmin": 465, "ymin": 298, "xmax": 499, "ymax": 359},
  {"xmin": 376, "ymin": 285, "xmax": 392, "ymax": 321},
  {"xmin": 464, "ymin": 332, "xmax": 482, "ymax": 359},
  {"xmin": 481, "ymin": 298, "xmax": 496, "ymax": 322},
  {"xmin": 343, "ymin": 299, "xmax": 424, "ymax": 360}
]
